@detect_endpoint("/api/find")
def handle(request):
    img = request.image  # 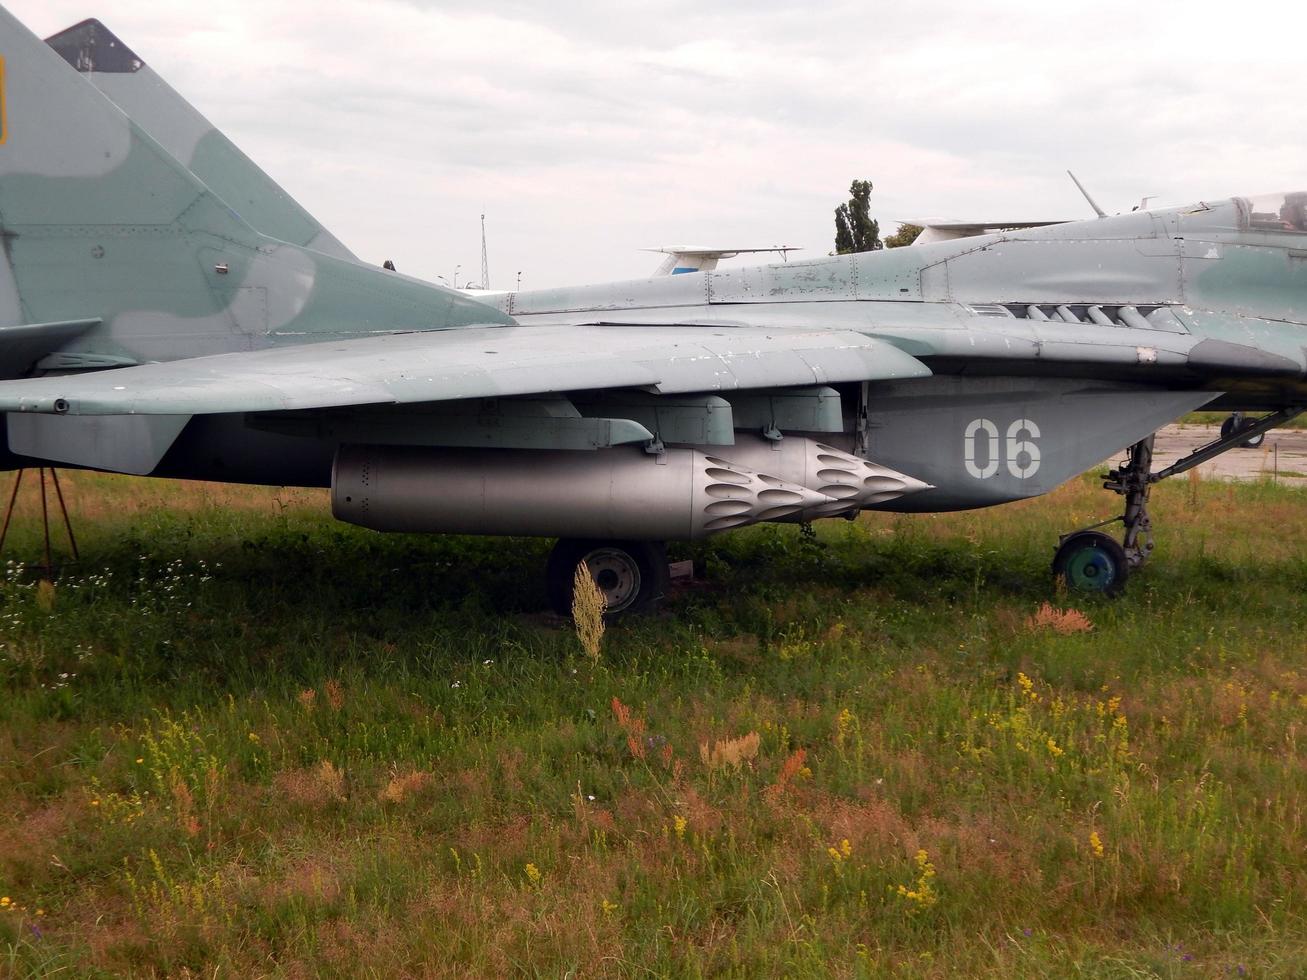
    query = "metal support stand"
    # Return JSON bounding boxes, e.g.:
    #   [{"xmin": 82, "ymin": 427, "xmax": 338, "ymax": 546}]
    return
[{"xmin": 0, "ymin": 468, "xmax": 79, "ymax": 578}]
